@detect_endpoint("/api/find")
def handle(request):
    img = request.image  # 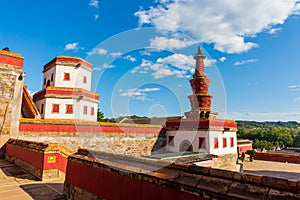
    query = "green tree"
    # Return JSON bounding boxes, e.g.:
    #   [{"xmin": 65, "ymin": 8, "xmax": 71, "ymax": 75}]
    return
[
  {"xmin": 253, "ymin": 139, "xmax": 274, "ymax": 150},
  {"xmin": 293, "ymin": 132, "xmax": 300, "ymax": 147},
  {"xmin": 97, "ymin": 109, "xmax": 108, "ymax": 122},
  {"xmin": 238, "ymin": 126, "xmax": 297, "ymax": 148},
  {"xmin": 246, "ymin": 150, "xmax": 256, "ymax": 162}
]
